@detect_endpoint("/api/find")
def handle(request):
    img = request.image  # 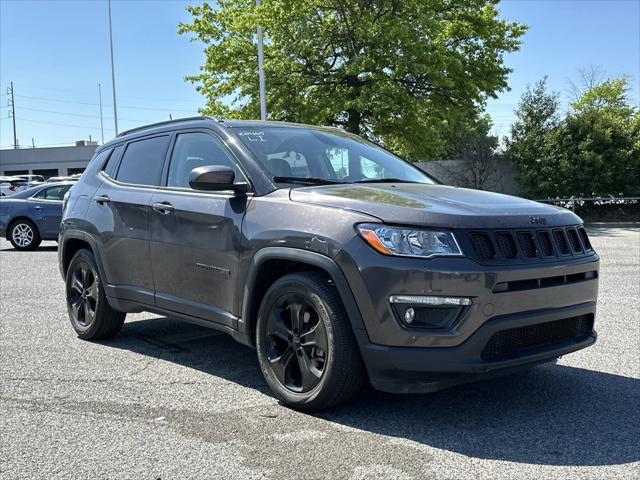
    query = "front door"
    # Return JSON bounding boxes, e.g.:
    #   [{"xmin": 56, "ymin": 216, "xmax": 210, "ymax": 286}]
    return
[{"xmin": 148, "ymin": 131, "xmax": 249, "ymax": 328}]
